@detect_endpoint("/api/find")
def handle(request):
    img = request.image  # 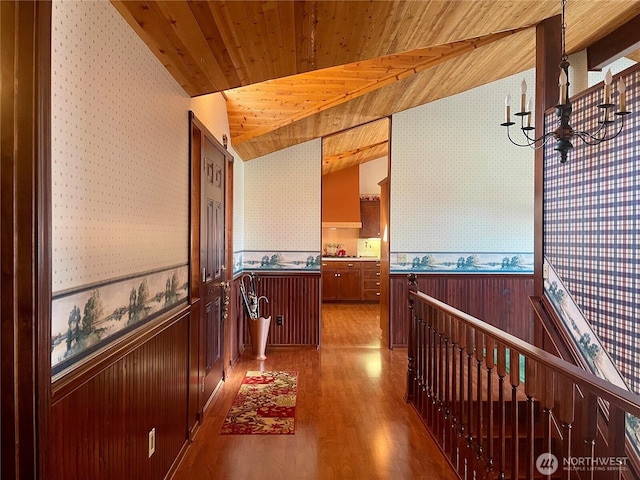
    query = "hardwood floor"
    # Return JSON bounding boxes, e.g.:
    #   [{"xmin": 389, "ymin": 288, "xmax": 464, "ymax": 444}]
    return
[{"xmin": 172, "ymin": 303, "xmax": 457, "ymax": 480}]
